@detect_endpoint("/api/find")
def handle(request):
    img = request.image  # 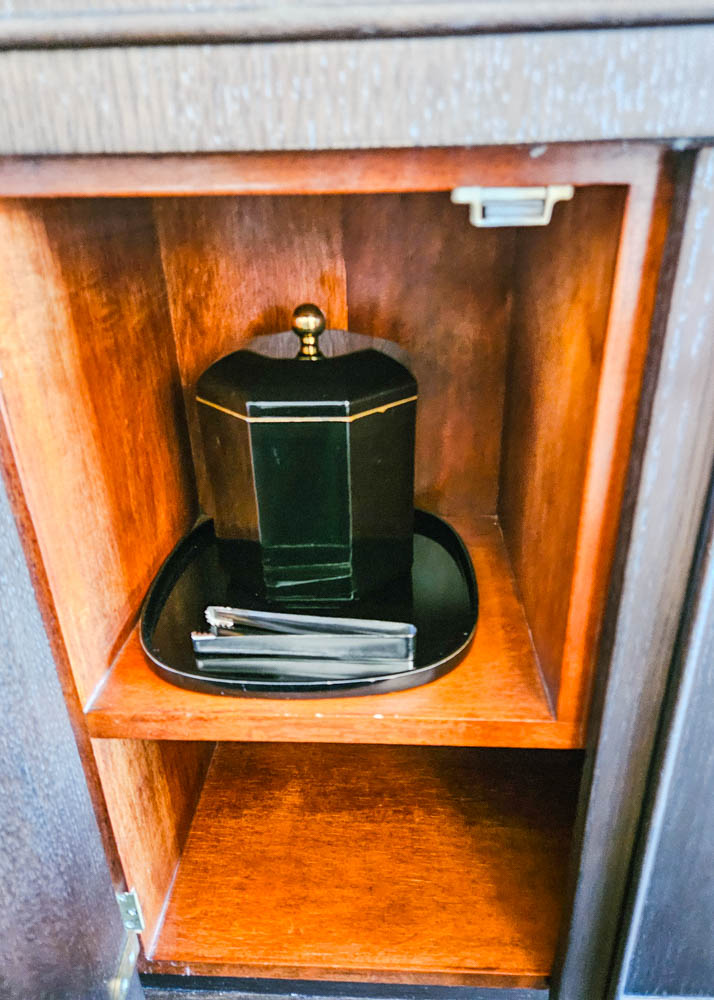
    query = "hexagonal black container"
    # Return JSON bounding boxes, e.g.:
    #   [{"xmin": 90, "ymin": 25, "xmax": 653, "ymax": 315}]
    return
[{"xmin": 195, "ymin": 307, "xmax": 417, "ymax": 604}]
